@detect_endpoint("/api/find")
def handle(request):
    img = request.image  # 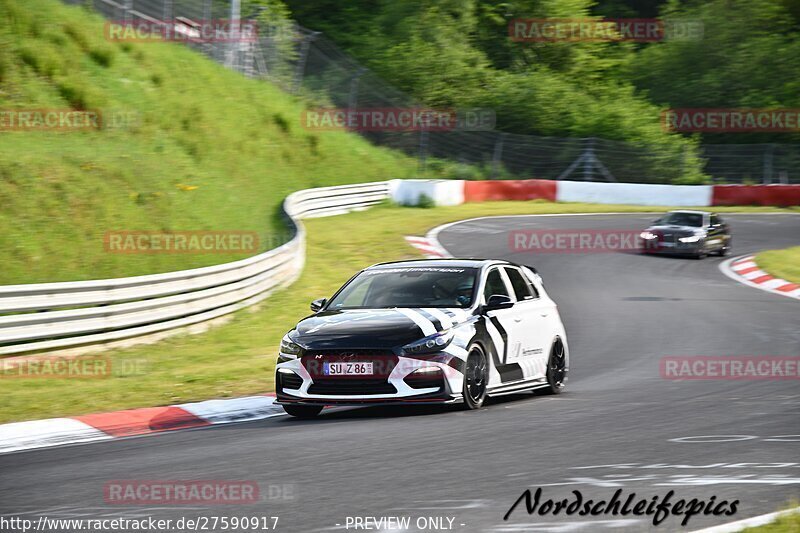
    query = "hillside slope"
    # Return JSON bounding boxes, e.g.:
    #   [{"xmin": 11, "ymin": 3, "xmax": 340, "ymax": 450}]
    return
[{"xmin": 0, "ymin": 0, "xmax": 416, "ymax": 284}]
